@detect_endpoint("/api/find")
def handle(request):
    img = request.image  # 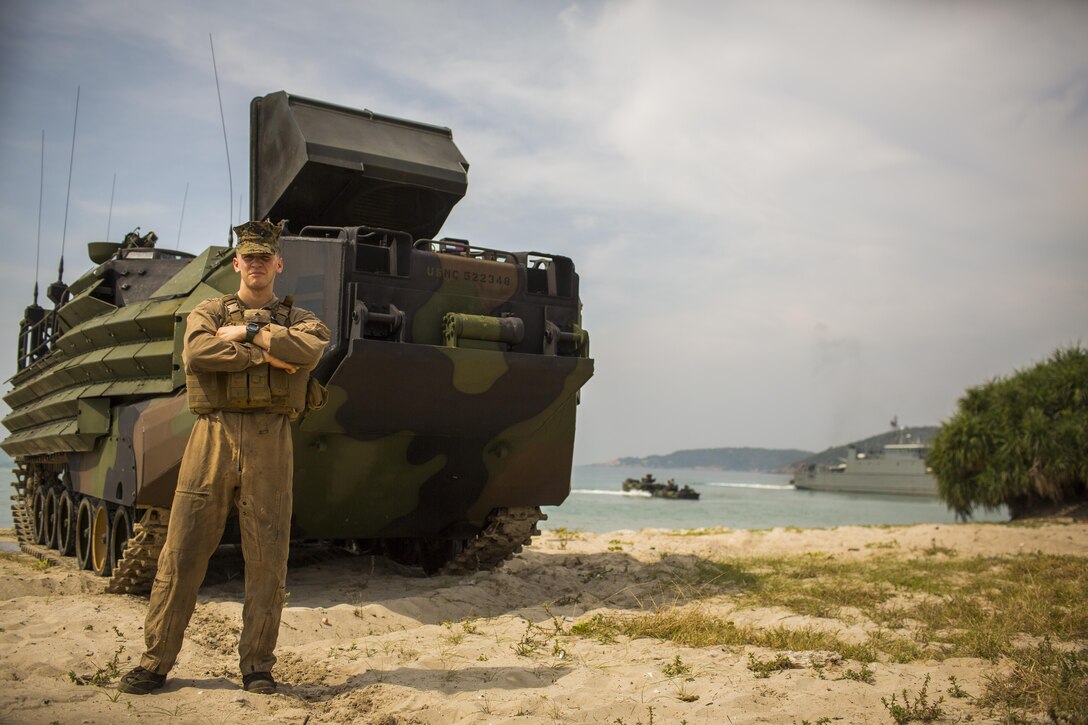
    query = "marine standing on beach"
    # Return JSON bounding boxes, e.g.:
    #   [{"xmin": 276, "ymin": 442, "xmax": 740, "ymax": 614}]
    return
[{"xmin": 119, "ymin": 220, "xmax": 330, "ymax": 696}]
